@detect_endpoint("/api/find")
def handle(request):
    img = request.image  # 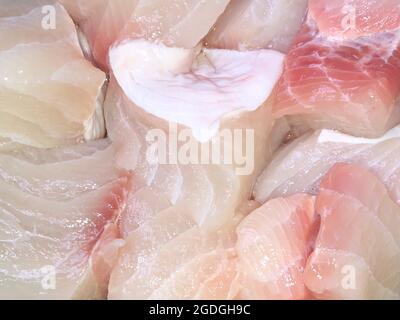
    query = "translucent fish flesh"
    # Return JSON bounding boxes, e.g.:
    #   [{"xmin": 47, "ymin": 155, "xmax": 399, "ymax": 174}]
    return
[
  {"xmin": 273, "ymin": 3, "xmax": 400, "ymax": 138},
  {"xmin": 206, "ymin": 0, "xmax": 308, "ymax": 52},
  {"xmin": 254, "ymin": 126, "xmax": 400, "ymax": 204},
  {"xmin": 236, "ymin": 194, "xmax": 317, "ymax": 299},
  {"xmin": 60, "ymin": 0, "xmax": 230, "ymax": 69},
  {"xmin": 304, "ymin": 163, "xmax": 400, "ymax": 299},
  {"xmin": 0, "ymin": 140, "xmax": 130, "ymax": 299},
  {"xmin": 0, "ymin": 1, "xmax": 106, "ymax": 147}
]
